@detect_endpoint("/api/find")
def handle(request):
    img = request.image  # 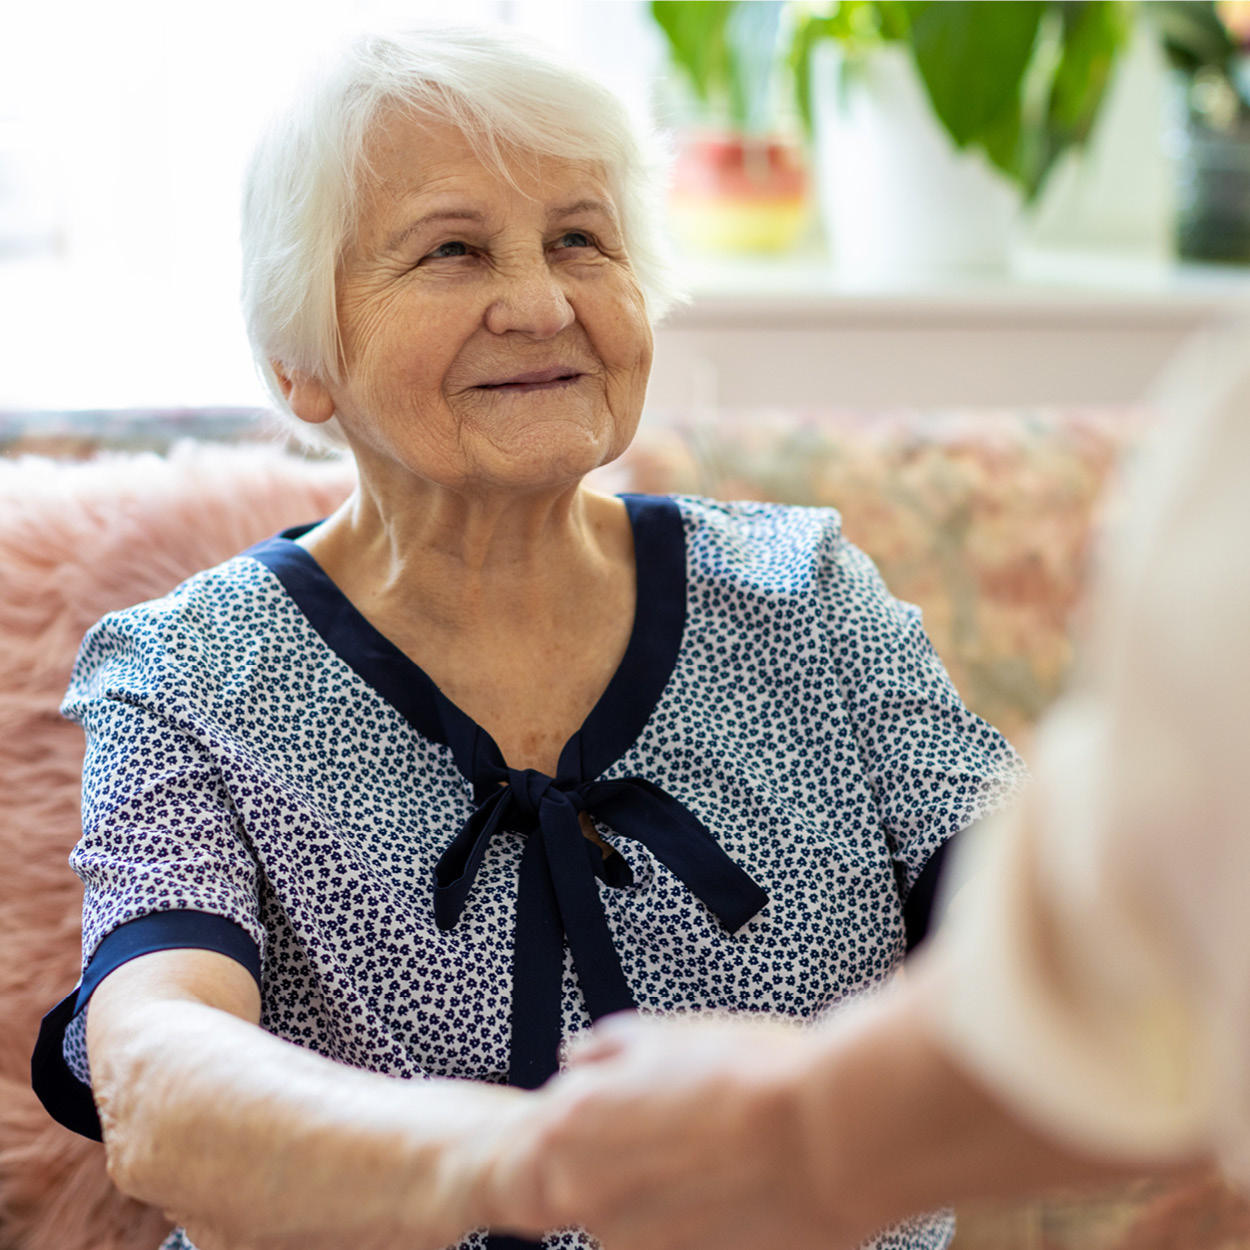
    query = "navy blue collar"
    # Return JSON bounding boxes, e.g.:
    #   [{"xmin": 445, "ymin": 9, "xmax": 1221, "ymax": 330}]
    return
[{"xmin": 245, "ymin": 493, "xmax": 687, "ymax": 780}]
